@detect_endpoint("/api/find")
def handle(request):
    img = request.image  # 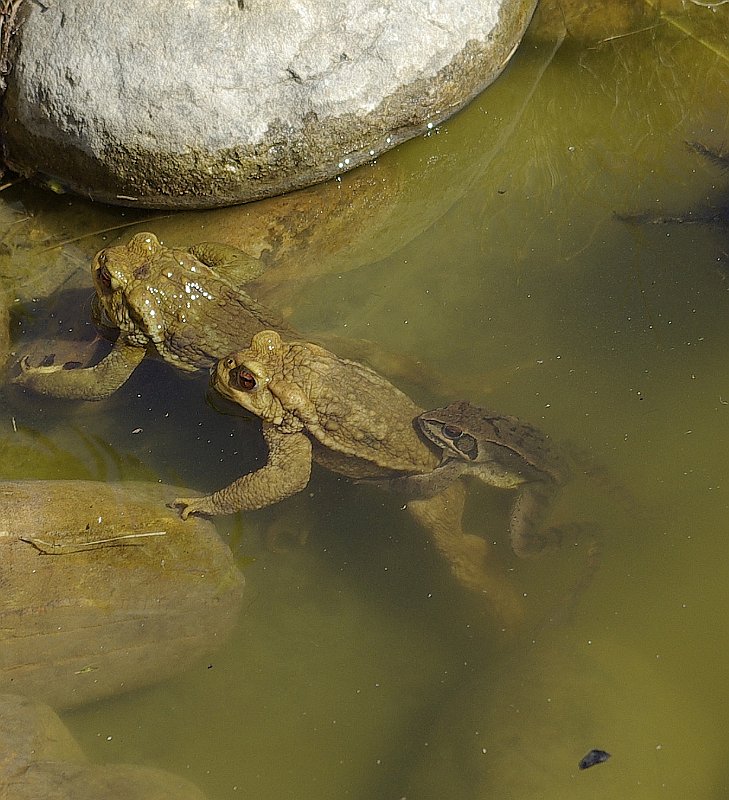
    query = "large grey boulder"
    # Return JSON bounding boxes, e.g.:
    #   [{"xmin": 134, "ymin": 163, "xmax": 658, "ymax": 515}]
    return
[{"xmin": 1, "ymin": 0, "xmax": 537, "ymax": 209}]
